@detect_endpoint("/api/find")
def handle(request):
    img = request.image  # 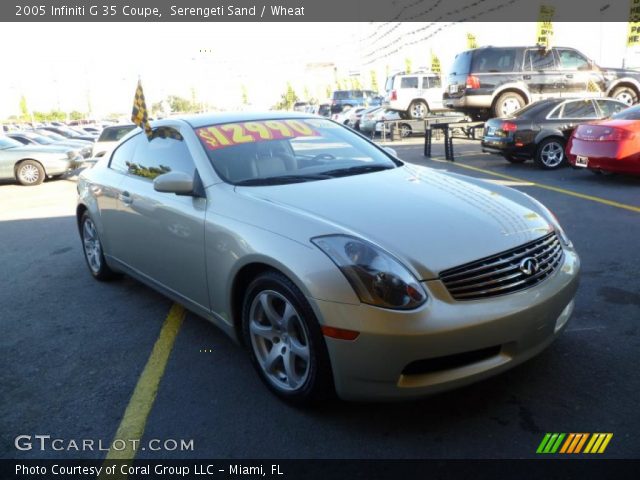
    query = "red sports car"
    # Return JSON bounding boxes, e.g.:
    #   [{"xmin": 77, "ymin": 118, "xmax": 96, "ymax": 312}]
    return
[{"xmin": 566, "ymin": 105, "xmax": 640, "ymax": 175}]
